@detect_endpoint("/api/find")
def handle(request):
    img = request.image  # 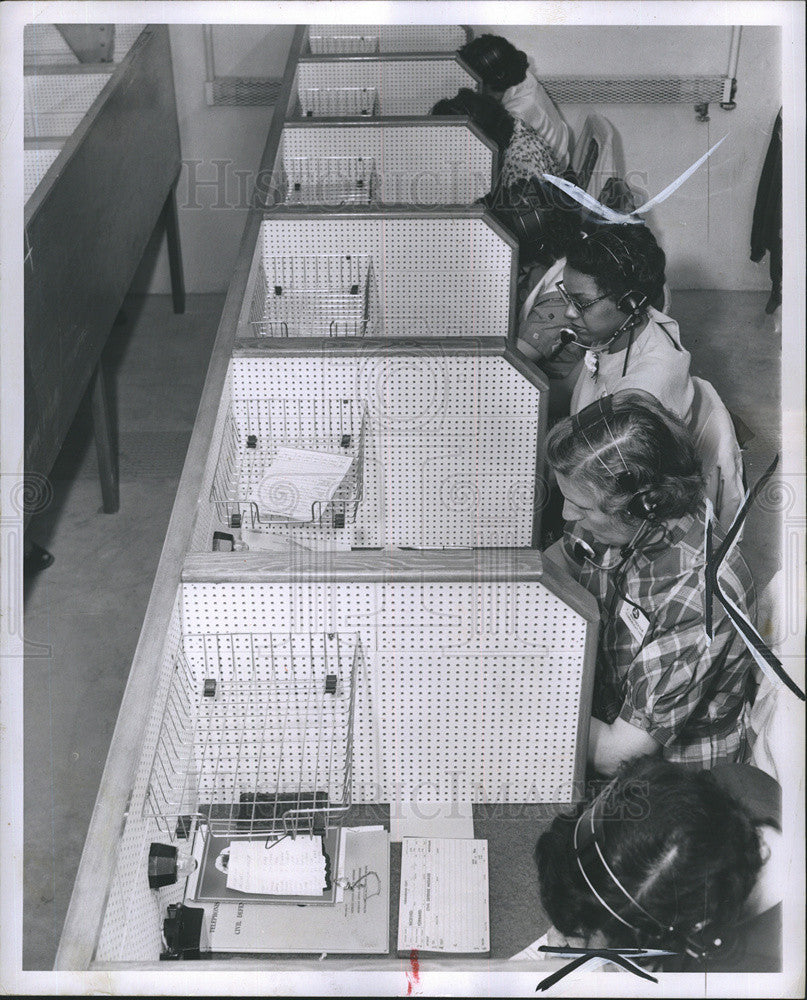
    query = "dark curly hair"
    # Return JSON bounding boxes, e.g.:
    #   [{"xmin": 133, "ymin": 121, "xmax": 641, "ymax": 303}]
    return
[
  {"xmin": 431, "ymin": 88, "xmax": 515, "ymax": 152},
  {"xmin": 545, "ymin": 391, "xmax": 704, "ymax": 526},
  {"xmin": 488, "ymin": 176, "xmax": 586, "ymax": 265},
  {"xmin": 535, "ymin": 758, "xmax": 765, "ymax": 959},
  {"xmin": 565, "ymin": 223, "xmax": 667, "ymax": 311},
  {"xmin": 458, "ymin": 34, "xmax": 529, "ymax": 91}
]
